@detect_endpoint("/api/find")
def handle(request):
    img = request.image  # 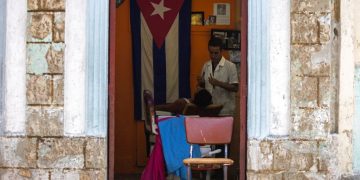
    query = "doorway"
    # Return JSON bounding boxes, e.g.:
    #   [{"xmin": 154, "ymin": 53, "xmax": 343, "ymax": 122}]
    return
[{"xmin": 108, "ymin": 0, "xmax": 248, "ymax": 179}]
